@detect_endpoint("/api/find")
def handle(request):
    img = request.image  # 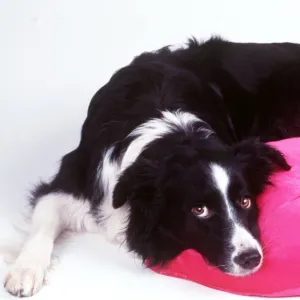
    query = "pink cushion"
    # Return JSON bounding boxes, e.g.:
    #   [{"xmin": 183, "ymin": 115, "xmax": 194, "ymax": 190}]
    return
[{"xmin": 150, "ymin": 138, "xmax": 300, "ymax": 297}]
